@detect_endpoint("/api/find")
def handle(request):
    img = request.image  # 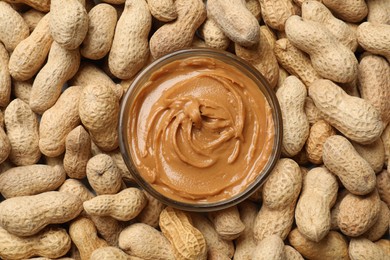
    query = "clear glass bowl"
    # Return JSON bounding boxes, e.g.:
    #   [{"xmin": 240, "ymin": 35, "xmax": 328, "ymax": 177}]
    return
[{"xmin": 119, "ymin": 48, "xmax": 282, "ymax": 212}]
